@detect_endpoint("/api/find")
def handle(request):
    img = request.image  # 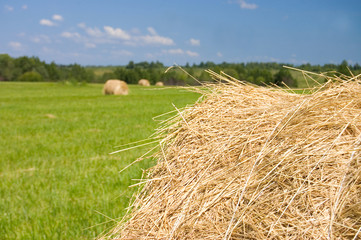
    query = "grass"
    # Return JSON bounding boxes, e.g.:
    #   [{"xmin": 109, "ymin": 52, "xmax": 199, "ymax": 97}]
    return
[{"xmin": 0, "ymin": 82, "xmax": 200, "ymax": 239}]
